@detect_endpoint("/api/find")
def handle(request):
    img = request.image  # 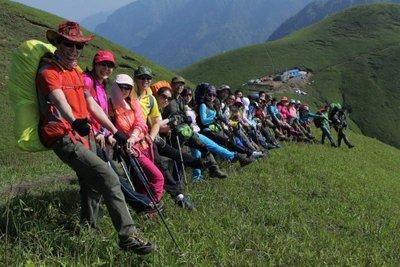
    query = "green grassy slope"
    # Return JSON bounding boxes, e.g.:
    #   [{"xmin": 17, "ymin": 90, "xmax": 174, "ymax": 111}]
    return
[
  {"xmin": 1, "ymin": 132, "xmax": 400, "ymax": 265},
  {"xmin": 2, "ymin": 1, "xmax": 400, "ymax": 265},
  {"xmin": 180, "ymin": 4, "xmax": 400, "ymax": 148},
  {"xmin": 0, "ymin": 0, "xmax": 179, "ymax": 187}
]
